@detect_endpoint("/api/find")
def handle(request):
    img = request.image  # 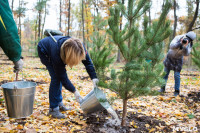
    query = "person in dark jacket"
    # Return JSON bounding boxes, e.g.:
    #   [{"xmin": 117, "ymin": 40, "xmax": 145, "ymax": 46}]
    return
[
  {"xmin": 0, "ymin": 0, "xmax": 23, "ymax": 72},
  {"xmin": 37, "ymin": 35, "xmax": 99, "ymax": 118},
  {"xmin": 159, "ymin": 31, "xmax": 196, "ymax": 96}
]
